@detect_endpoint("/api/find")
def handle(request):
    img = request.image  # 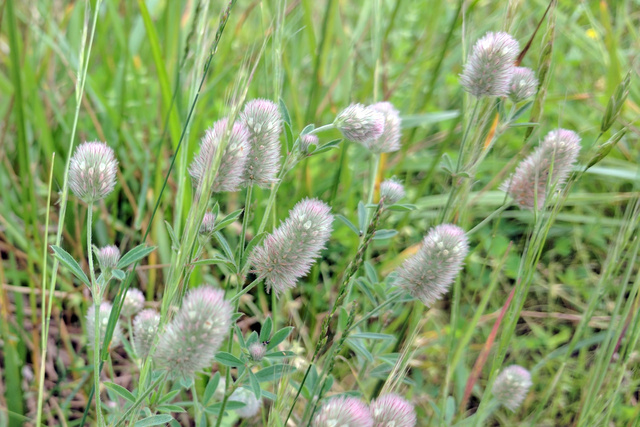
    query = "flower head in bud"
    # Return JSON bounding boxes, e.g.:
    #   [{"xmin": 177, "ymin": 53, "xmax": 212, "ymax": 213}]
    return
[
  {"xmin": 230, "ymin": 387, "xmax": 262, "ymax": 418},
  {"xmin": 370, "ymin": 393, "xmax": 417, "ymax": 427},
  {"xmin": 154, "ymin": 286, "xmax": 232, "ymax": 379},
  {"xmin": 249, "ymin": 198, "xmax": 333, "ymax": 295},
  {"xmin": 300, "ymin": 134, "xmax": 319, "ymax": 154},
  {"xmin": 133, "ymin": 309, "xmax": 160, "ymax": 359},
  {"xmin": 508, "ymin": 67, "xmax": 538, "ymax": 103},
  {"xmin": 121, "ymin": 288, "xmax": 145, "ymax": 317},
  {"xmin": 501, "ymin": 129, "xmax": 581, "ymax": 210},
  {"xmin": 334, "ymin": 104, "xmax": 385, "ymax": 144},
  {"xmin": 240, "ymin": 99, "xmax": 282, "ymax": 187},
  {"xmin": 380, "ymin": 179, "xmax": 405, "ymax": 205},
  {"xmin": 460, "ymin": 32, "xmax": 520, "ymax": 97},
  {"xmin": 96, "ymin": 245, "xmax": 120, "ymax": 272},
  {"xmin": 69, "ymin": 142, "xmax": 118, "ymax": 202},
  {"xmin": 492, "ymin": 365, "xmax": 532, "ymax": 411},
  {"xmin": 248, "ymin": 342, "xmax": 266, "ymax": 362},
  {"xmin": 86, "ymin": 302, "xmax": 122, "ymax": 349},
  {"xmin": 367, "ymin": 102, "xmax": 402, "ymax": 153},
  {"xmin": 199, "ymin": 211, "xmax": 217, "ymax": 236},
  {"xmin": 312, "ymin": 396, "xmax": 373, "ymax": 427},
  {"xmin": 189, "ymin": 119, "xmax": 250, "ymax": 193},
  {"xmin": 395, "ymin": 224, "xmax": 469, "ymax": 306}
]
